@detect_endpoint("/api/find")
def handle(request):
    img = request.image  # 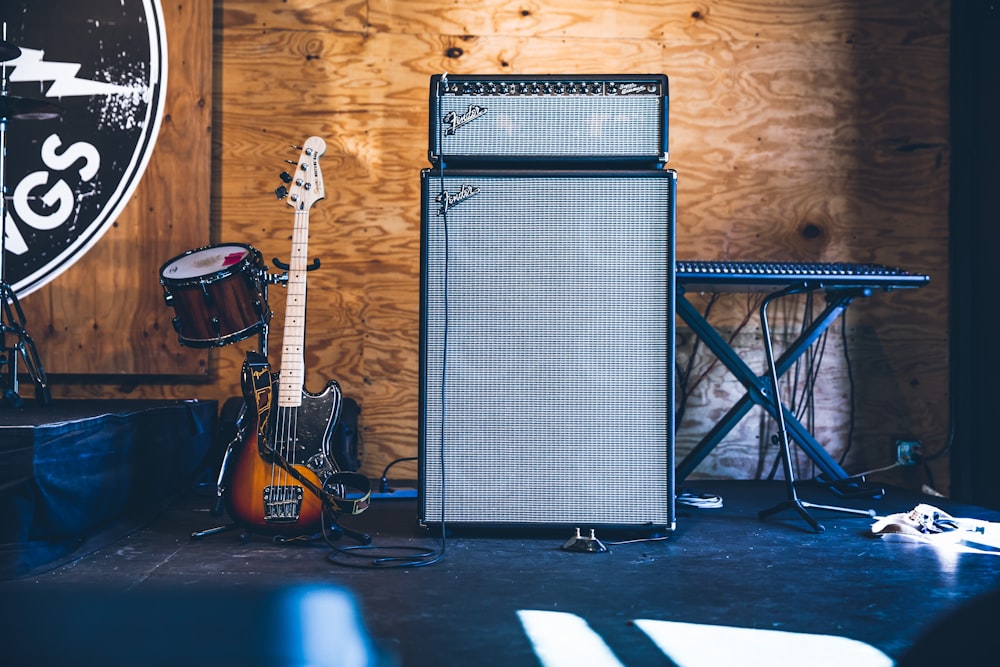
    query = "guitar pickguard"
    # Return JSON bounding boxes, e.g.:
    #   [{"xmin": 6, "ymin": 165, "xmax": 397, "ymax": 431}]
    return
[{"xmin": 278, "ymin": 380, "xmax": 341, "ymax": 483}]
